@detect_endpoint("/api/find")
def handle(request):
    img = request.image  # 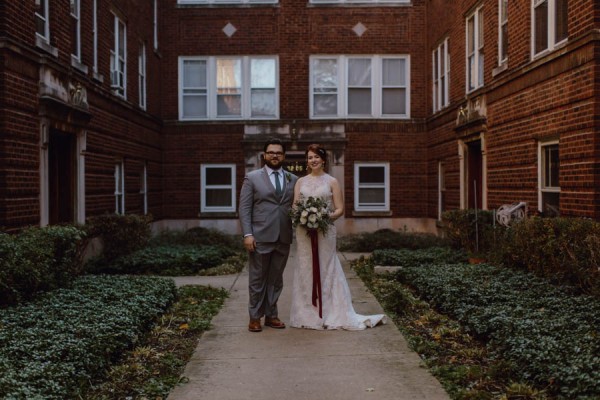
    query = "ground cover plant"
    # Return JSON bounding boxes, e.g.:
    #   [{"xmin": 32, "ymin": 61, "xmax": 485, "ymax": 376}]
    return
[
  {"xmin": 353, "ymin": 245, "xmax": 600, "ymax": 399},
  {"xmin": 338, "ymin": 228, "xmax": 450, "ymax": 252},
  {"xmin": 0, "ymin": 275, "xmax": 177, "ymax": 399},
  {"xmin": 83, "ymin": 285, "xmax": 228, "ymax": 399},
  {"xmin": 87, "ymin": 223, "xmax": 245, "ymax": 276}
]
